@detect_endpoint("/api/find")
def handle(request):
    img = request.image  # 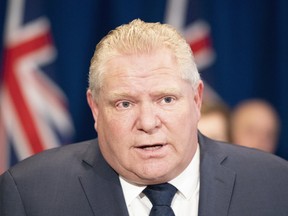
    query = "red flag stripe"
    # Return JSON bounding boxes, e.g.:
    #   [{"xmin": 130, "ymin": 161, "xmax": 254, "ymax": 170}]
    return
[
  {"xmin": 3, "ymin": 57, "xmax": 44, "ymax": 153},
  {"xmin": 5, "ymin": 32, "xmax": 52, "ymax": 61},
  {"xmin": 189, "ymin": 35, "xmax": 212, "ymax": 54}
]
